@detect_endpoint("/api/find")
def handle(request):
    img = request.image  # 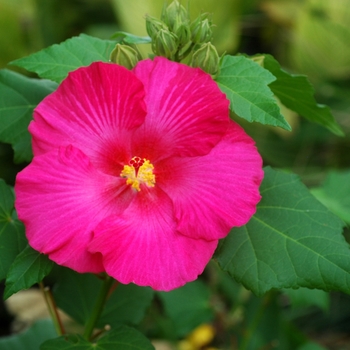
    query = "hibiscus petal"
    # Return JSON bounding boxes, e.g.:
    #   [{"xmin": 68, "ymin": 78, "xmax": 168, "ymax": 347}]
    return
[
  {"xmin": 88, "ymin": 187, "xmax": 218, "ymax": 291},
  {"xmin": 133, "ymin": 57, "xmax": 230, "ymax": 159},
  {"xmin": 15, "ymin": 145, "xmax": 134, "ymax": 273},
  {"xmin": 157, "ymin": 121, "xmax": 264, "ymax": 241},
  {"xmin": 30, "ymin": 62, "xmax": 146, "ymax": 169}
]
